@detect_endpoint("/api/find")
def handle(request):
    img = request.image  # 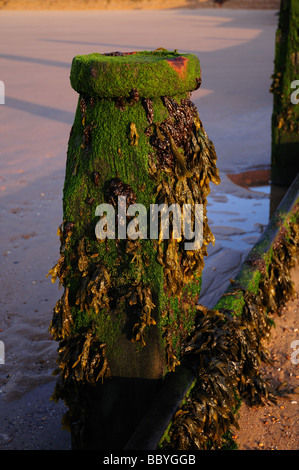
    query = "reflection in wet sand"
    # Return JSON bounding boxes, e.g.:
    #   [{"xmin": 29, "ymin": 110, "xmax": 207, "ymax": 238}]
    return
[
  {"xmin": 227, "ymin": 168, "xmax": 270, "ymax": 189},
  {"xmin": 208, "ymin": 190, "xmax": 269, "ymax": 251},
  {"xmin": 200, "ymin": 169, "xmax": 273, "ymax": 308},
  {"xmin": 200, "ymin": 168, "xmax": 292, "ymax": 308}
]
